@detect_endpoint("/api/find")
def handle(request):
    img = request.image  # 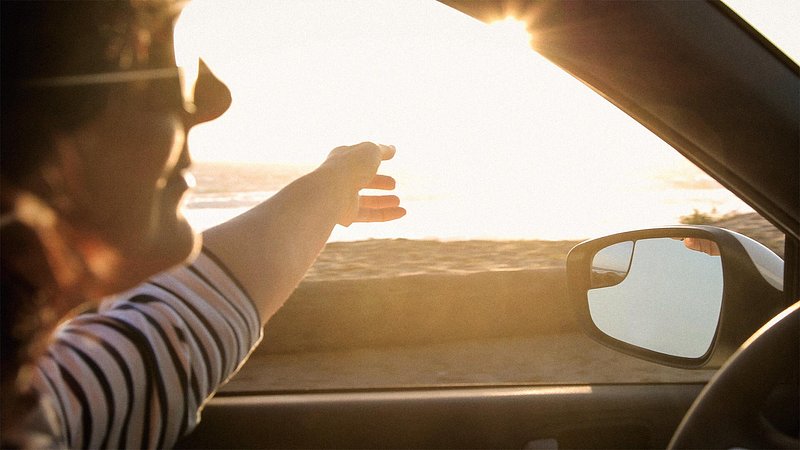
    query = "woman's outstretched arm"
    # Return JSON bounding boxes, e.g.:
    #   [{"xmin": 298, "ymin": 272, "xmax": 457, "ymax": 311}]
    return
[{"xmin": 201, "ymin": 142, "xmax": 405, "ymax": 324}]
